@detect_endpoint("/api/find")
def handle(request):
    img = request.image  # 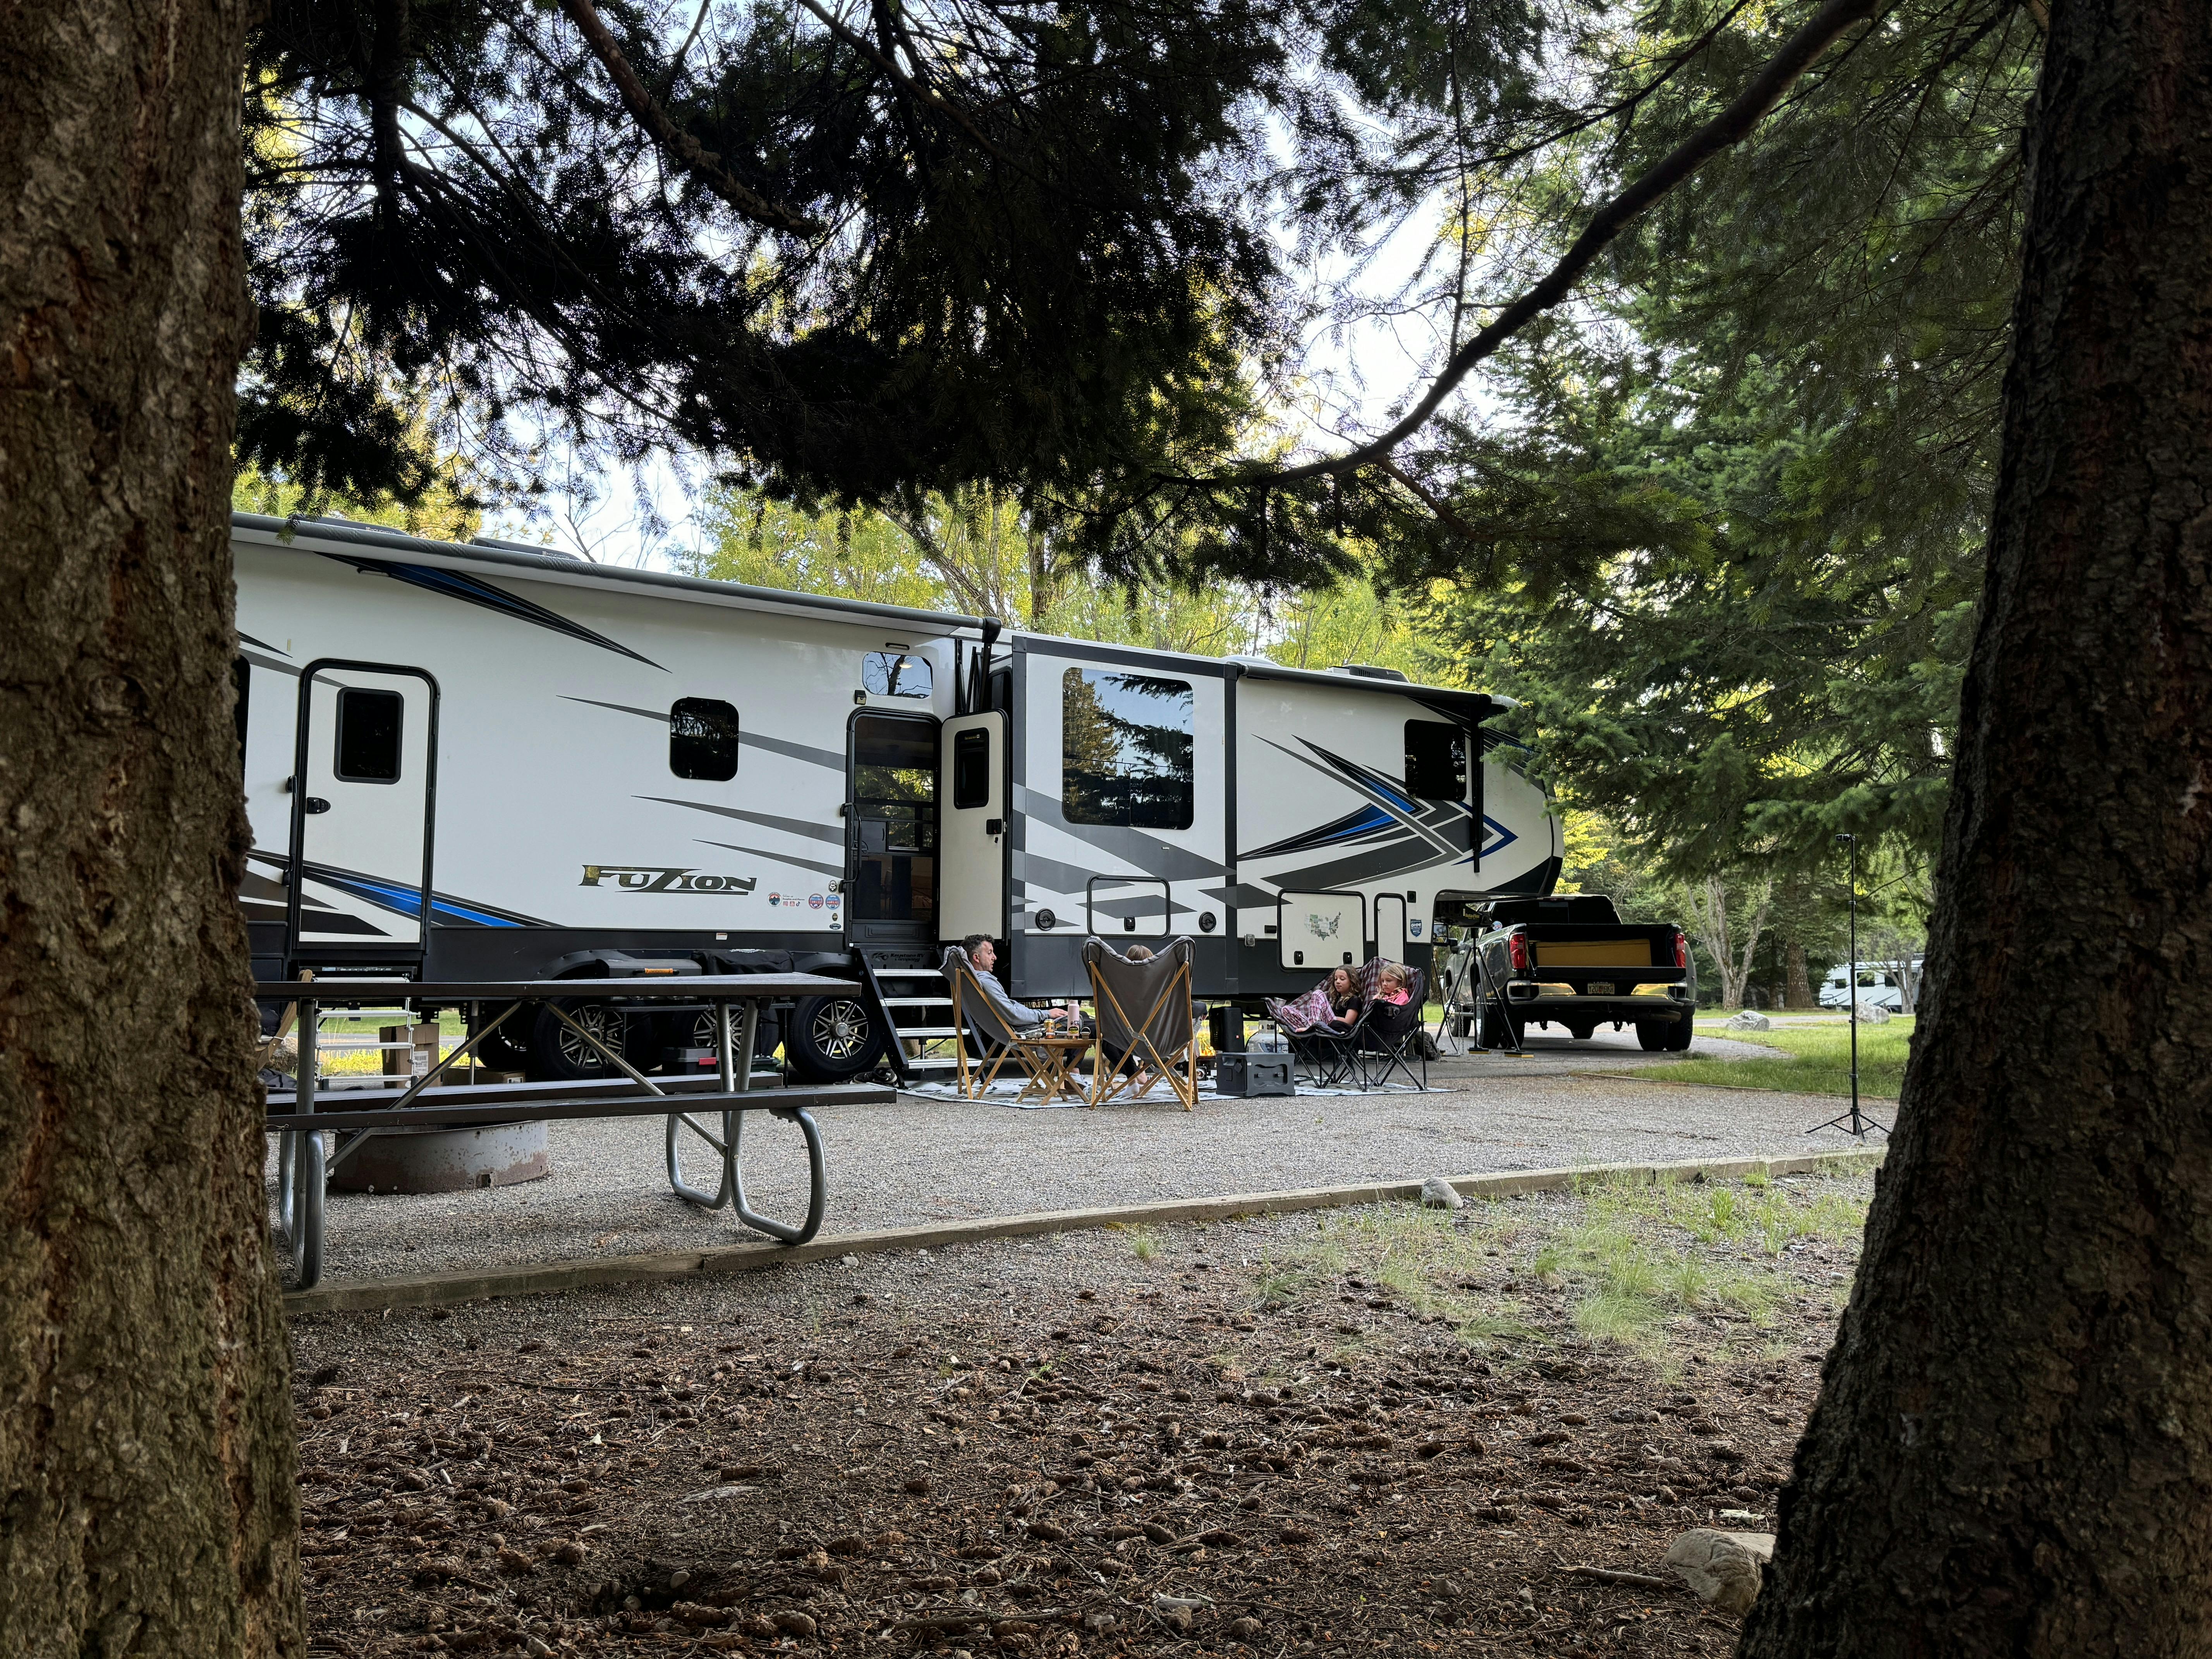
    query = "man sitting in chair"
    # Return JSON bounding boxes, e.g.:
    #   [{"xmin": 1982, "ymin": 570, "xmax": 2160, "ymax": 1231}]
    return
[{"xmin": 961, "ymin": 935, "xmax": 1079, "ymax": 1034}]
